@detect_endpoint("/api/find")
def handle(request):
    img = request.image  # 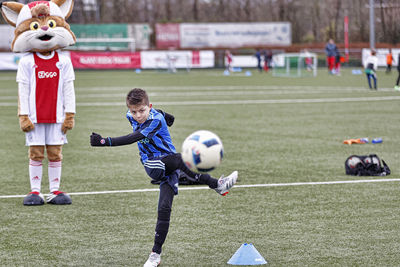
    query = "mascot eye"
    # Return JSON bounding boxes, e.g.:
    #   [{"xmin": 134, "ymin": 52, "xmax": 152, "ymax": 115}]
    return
[
  {"xmin": 47, "ymin": 19, "xmax": 57, "ymax": 28},
  {"xmin": 30, "ymin": 22, "xmax": 40, "ymax": 31}
]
